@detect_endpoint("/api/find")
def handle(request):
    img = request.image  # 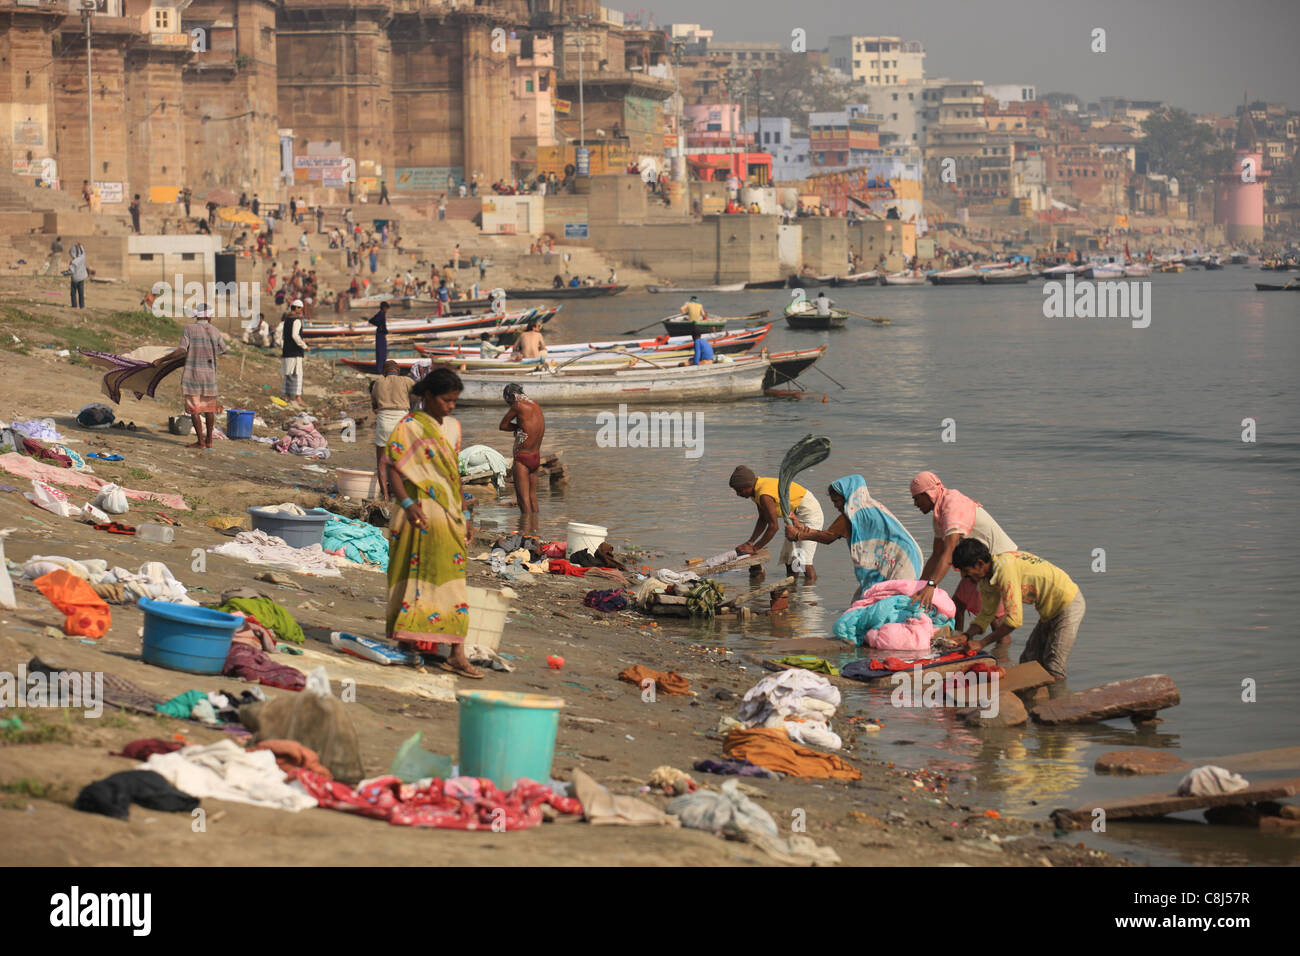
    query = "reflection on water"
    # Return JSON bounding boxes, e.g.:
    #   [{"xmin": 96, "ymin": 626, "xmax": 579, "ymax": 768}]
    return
[{"xmin": 456, "ymin": 272, "xmax": 1300, "ymax": 864}]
